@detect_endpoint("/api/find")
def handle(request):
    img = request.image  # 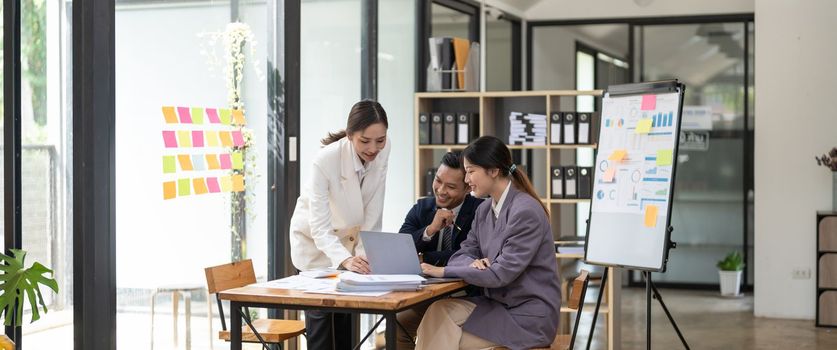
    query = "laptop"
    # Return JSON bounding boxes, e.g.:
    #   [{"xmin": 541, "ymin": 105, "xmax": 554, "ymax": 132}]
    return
[{"xmin": 360, "ymin": 231, "xmax": 463, "ymax": 284}]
